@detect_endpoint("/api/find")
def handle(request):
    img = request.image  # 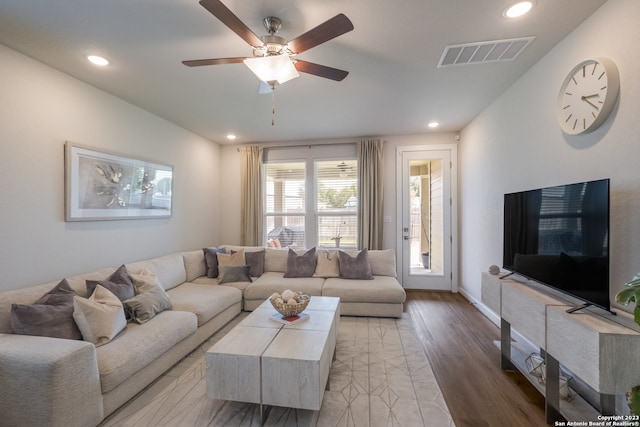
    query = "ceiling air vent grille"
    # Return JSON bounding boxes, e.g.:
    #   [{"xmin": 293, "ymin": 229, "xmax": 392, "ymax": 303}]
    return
[{"xmin": 438, "ymin": 36, "xmax": 535, "ymax": 67}]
